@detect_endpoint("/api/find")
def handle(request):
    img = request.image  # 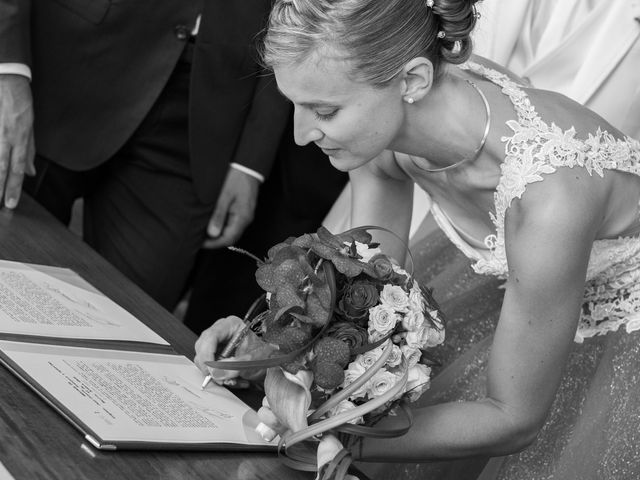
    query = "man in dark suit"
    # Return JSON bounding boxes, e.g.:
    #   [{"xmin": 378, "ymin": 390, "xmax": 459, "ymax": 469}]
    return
[
  {"xmin": 0, "ymin": 0, "xmax": 289, "ymax": 310},
  {"xmin": 184, "ymin": 118, "xmax": 347, "ymax": 334}
]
